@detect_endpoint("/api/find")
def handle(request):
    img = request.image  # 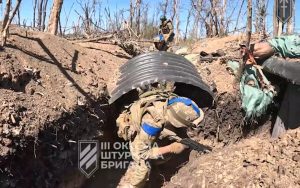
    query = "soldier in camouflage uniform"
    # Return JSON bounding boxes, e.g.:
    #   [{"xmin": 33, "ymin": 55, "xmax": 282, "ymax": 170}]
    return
[
  {"xmin": 116, "ymin": 83, "xmax": 204, "ymax": 188},
  {"xmin": 159, "ymin": 16, "xmax": 175, "ymax": 45}
]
